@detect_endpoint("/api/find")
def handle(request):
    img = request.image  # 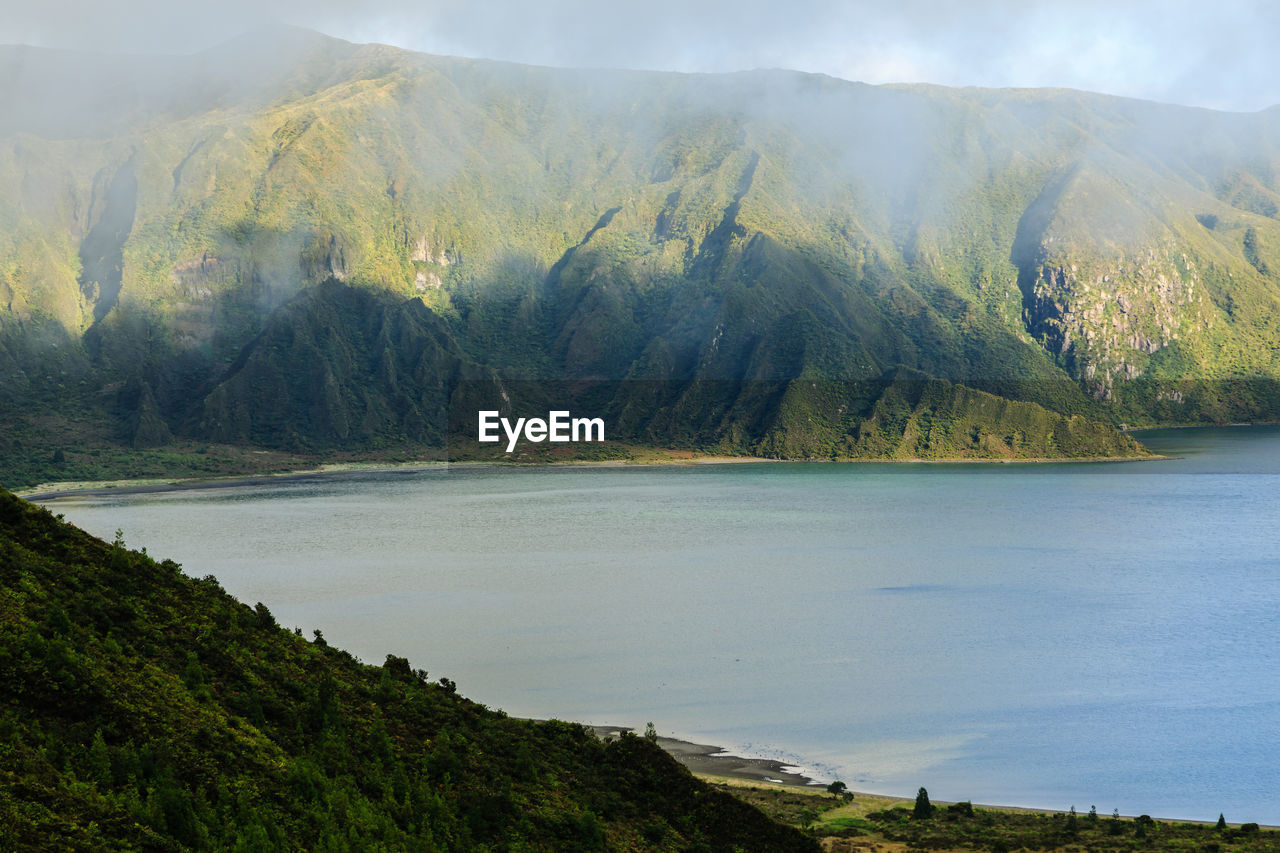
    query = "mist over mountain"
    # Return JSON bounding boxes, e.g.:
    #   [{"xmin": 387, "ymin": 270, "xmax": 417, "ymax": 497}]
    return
[{"xmin": 3, "ymin": 26, "xmax": 1280, "ymax": 480}]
